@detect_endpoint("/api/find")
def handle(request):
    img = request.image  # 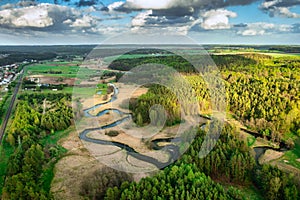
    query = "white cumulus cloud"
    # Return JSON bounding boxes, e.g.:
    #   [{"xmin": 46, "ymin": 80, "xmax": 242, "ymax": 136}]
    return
[
  {"xmin": 0, "ymin": 3, "xmax": 102, "ymax": 34},
  {"xmin": 200, "ymin": 9, "xmax": 237, "ymax": 30},
  {"xmin": 131, "ymin": 10, "xmax": 153, "ymax": 26},
  {"xmin": 237, "ymin": 22, "xmax": 292, "ymax": 36},
  {"xmin": 70, "ymin": 15, "xmax": 96, "ymax": 28},
  {"xmin": 0, "ymin": 4, "xmax": 57, "ymax": 28},
  {"xmin": 125, "ymin": 0, "xmax": 173, "ymax": 10},
  {"xmin": 108, "ymin": 1, "xmax": 126, "ymax": 11}
]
